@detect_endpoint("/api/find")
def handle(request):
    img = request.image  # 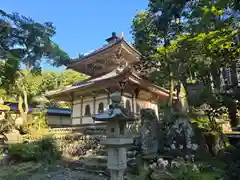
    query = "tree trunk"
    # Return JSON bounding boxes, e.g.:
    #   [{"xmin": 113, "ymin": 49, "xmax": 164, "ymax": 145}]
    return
[
  {"xmin": 168, "ymin": 71, "xmax": 174, "ymax": 106},
  {"xmin": 18, "ymin": 89, "xmax": 28, "ymax": 124},
  {"xmin": 18, "ymin": 95, "xmax": 27, "ymax": 123},
  {"xmin": 23, "ymin": 89, "xmax": 29, "ymax": 115},
  {"xmin": 227, "ymin": 102, "xmax": 238, "ymax": 128}
]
